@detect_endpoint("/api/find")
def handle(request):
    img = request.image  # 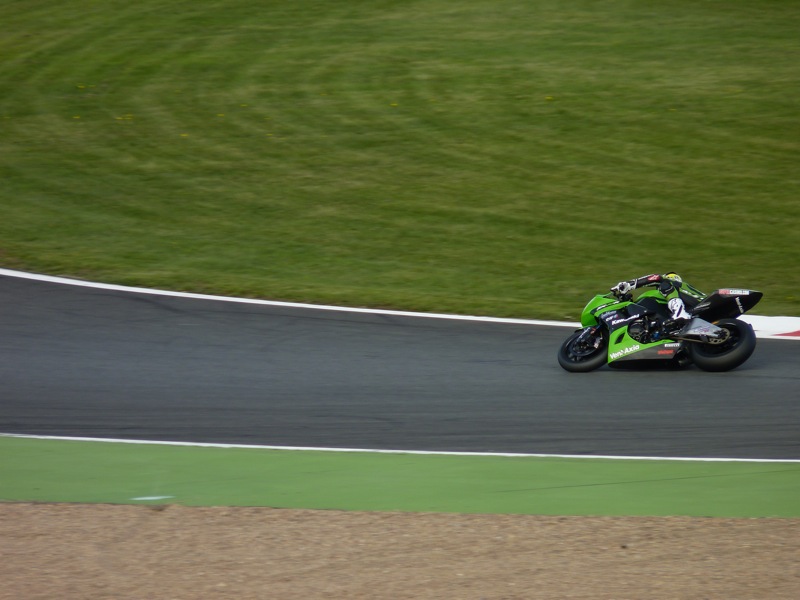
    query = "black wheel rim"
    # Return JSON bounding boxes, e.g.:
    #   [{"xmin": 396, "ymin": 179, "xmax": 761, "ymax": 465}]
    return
[
  {"xmin": 567, "ymin": 331, "xmax": 603, "ymax": 361},
  {"xmin": 697, "ymin": 325, "xmax": 740, "ymax": 356}
]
